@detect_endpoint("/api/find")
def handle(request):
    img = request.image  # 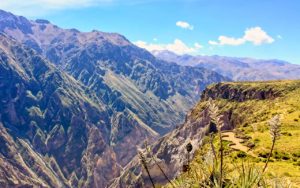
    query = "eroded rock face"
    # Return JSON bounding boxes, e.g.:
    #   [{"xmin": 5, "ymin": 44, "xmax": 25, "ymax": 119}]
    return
[
  {"xmin": 0, "ymin": 35, "xmax": 154, "ymax": 187},
  {"xmin": 201, "ymin": 83, "xmax": 281, "ymax": 102},
  {"xmin": 110, "ymin": 107, "xmax": 213, "ymax": 188}
]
